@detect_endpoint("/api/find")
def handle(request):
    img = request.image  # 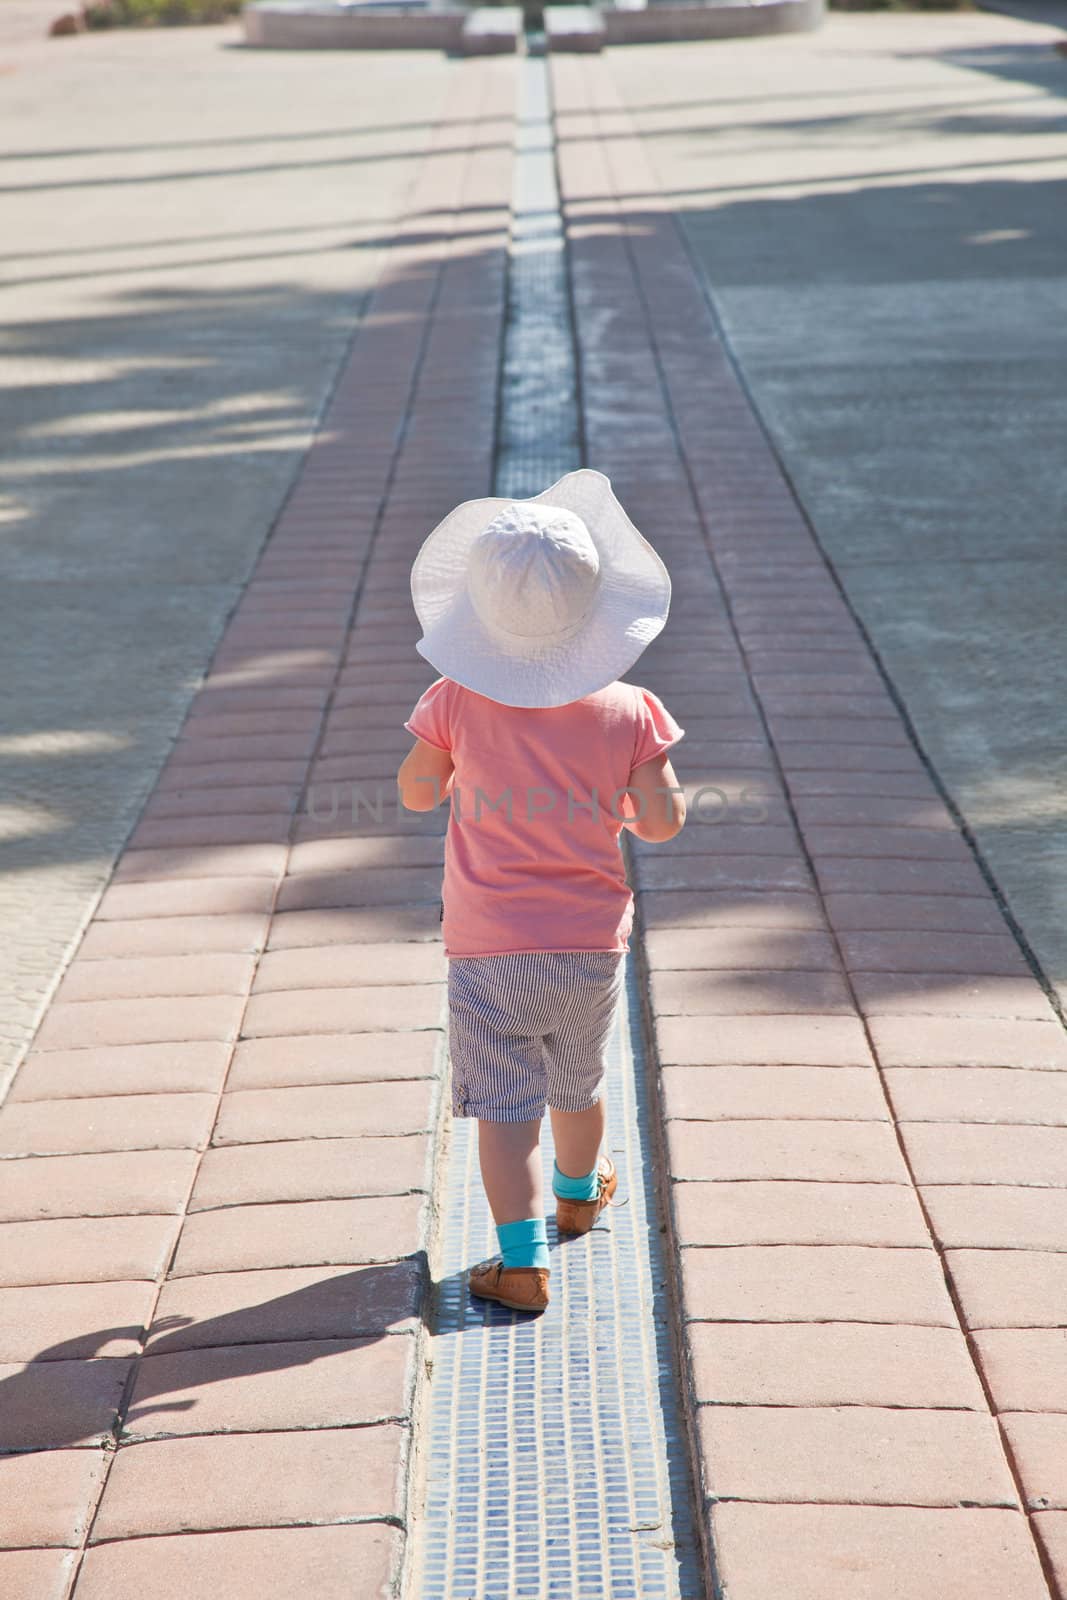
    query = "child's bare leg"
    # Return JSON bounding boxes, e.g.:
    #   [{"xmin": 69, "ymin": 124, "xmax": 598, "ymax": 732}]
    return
[
  {"xmin": 477, "ymin": 1117, "xmax": 543, "ymax": 1225},
  {"xmin": 549, "ymin": 1100, "xmax": 604, "ymax": 1180}
]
